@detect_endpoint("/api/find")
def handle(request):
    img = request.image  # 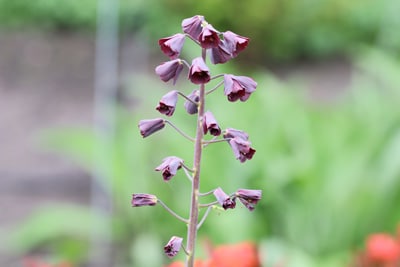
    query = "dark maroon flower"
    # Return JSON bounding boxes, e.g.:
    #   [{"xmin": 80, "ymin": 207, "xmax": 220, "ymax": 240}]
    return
[
  {"xmin": 223, "ymin": 128, "xmax": 249, "ymax": 141},
  {"xmin": 182, "ymin": 15, "xmax": 205, "ymax": 40},
  {"xmin": 223, "ymin": 31, "xmax": 249, "ymax": 57},
  {"xmin": 159, "ymin": 33, "xmax": 186, "ymax": 59},
  {"xmin": 164, "ymin": 236, "xmax": 183, "ymax": 258},
  {"xmin": 224, "ymin": 74, "xmax": 257, "ymax": 102},
  {"xmin": 155, "ymin": 156, "xmax": 184, "ymax": 181},
  {"xmin": 138, "ymin": 118, "xmax": 165, "ymax": 138},
  {"xmin": 228, "ymin": 137, "xmax": 256, "ymax": 163},
  {"xmin": 213, "ymin": 187, "xmax": 236, "ymax": 210},
  {"xmin": 131, "ymin": 193, "xmax": 158, "ymax": 207},
  {"xmin": 235, "ymin": 189, "xmax": 262, "ymax": 211},
  {"xmin": 198, "ymin": 23, "xmax": 220, "ymax": 49},
  {"xmin": 155, "ymin": 59, "xmax": 184, "ymax": 85},
  {"xmin": 184, "ymin": 89, "xmax": 199, "ymax": 115},
  {"xmin": 189, "ymin": 57, "xmax": 210, "ymax": 84},
  {"xmin": 156, "ymin": 90, "xmax": 178, "ymax": 116},
  {"xmin": 210, "ymin": 41, "xmax": 232, "ymax": 64},
  {"xmin": 203, "ymin": 111, "xmax": 221, "ymax": 136}
]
